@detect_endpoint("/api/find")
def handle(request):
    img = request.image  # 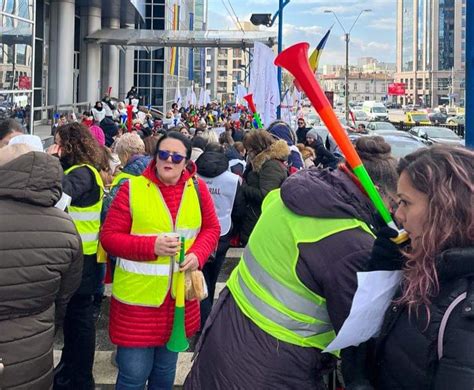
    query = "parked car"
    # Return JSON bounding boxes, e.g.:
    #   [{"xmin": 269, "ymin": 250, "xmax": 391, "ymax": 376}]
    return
[
  {"xmin": 405, "ymin": 111, "xmax": 431, "ymax": 125},
  {"xmin": 446, "ymin": 114, "xmax": 465, "ymax": 126},
  {"xmin": 428, "ymin": 111, "xmax": 448, "ymax": 124},
  {"xmin": 349, "ymin": 131, "xmax": 427, "ymax": 159},
  {"xmin": 366, "ymin": 121, "xmax": 397, "ymax": 132},
  {"xmin": 409, "ymin": 126, "xmax": 464, "ymax": 146},
  {"xmin": 375, "ymin": 132, "xmax": 427, "ymax": 159},
  {"xmin": 352, "ymin": 110, "xmax": 369, "ymax": 121}
]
